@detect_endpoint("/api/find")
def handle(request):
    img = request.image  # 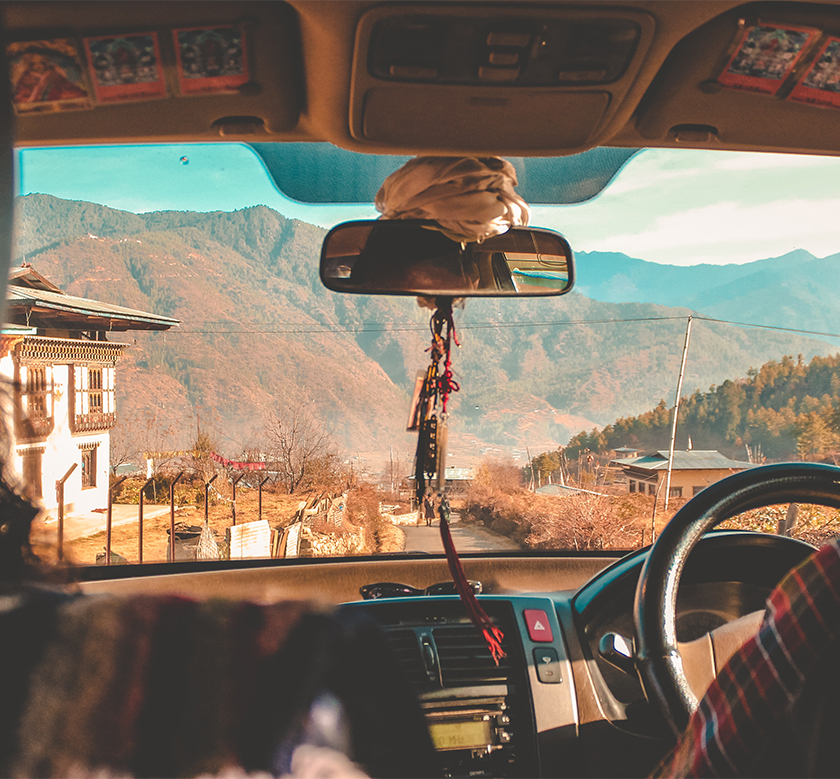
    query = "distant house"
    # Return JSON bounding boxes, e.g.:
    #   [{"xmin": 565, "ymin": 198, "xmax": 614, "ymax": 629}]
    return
[
  {"xmin": 1, "ymin": 266, "xmax": 178, "ymax": 514},
  {"xmin": 611, "ymin": 449, "xmax": 751, "ymax": 498},
  {"xmin": 443, "ymin": 467, "xmax": 475, "ymax": 496},
  {"xmin": 406, "ymin": 467, "xmax": 475, "ymax": 497}
]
